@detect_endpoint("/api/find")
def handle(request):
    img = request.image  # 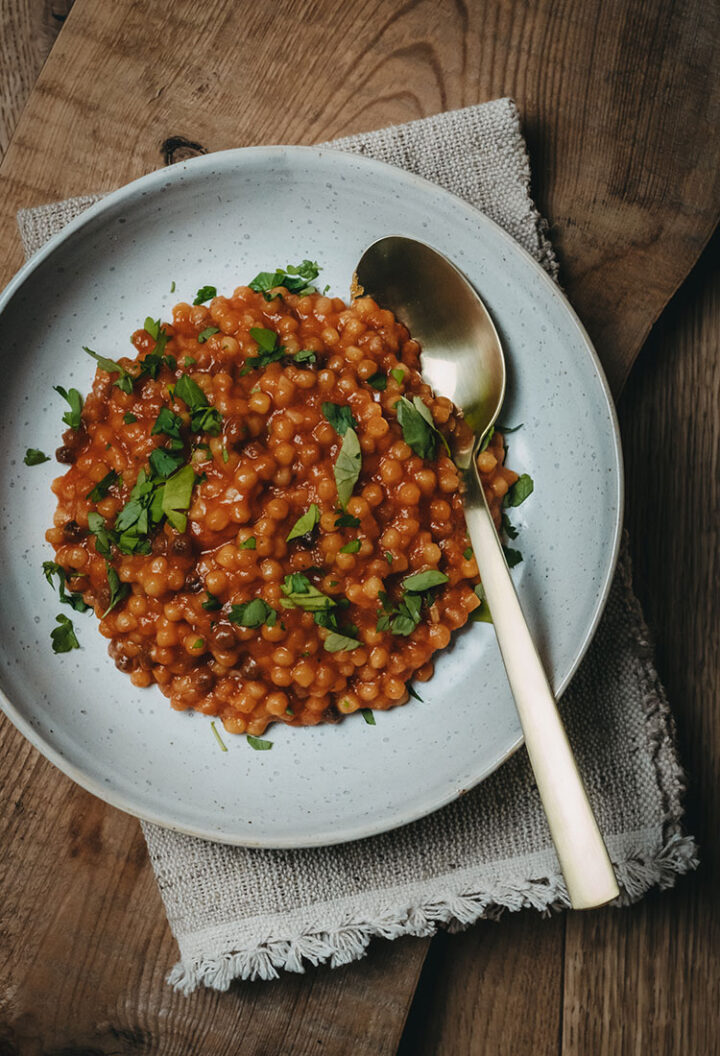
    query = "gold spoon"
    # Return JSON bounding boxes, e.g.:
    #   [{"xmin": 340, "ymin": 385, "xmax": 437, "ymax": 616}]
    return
[{"xmin": 355, "ymin": 236, "xmax": 619, "ymax": 909}]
